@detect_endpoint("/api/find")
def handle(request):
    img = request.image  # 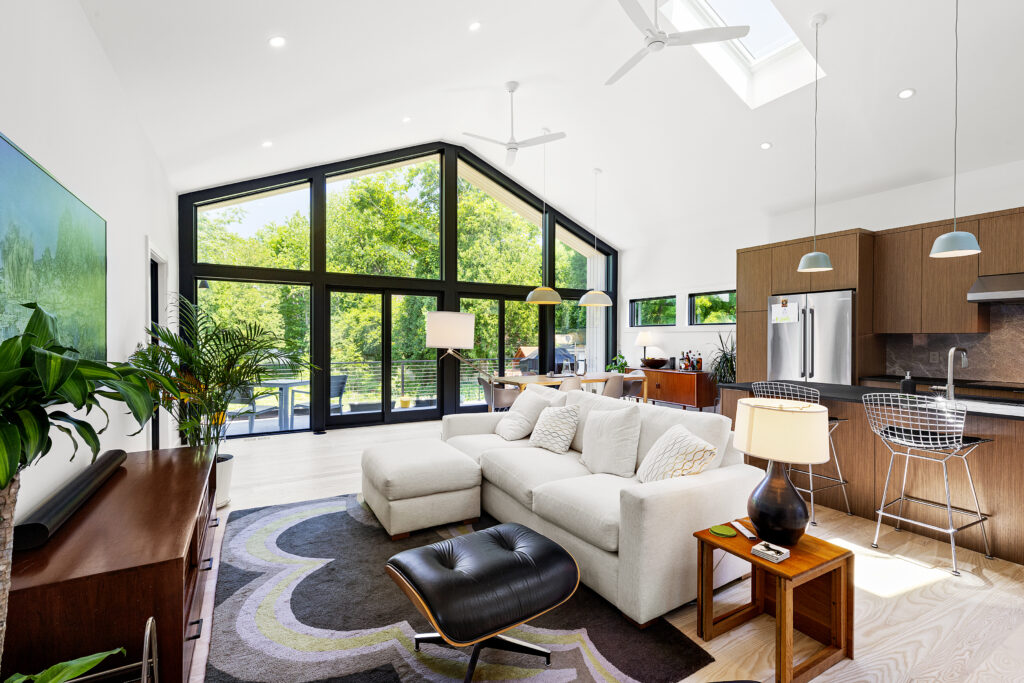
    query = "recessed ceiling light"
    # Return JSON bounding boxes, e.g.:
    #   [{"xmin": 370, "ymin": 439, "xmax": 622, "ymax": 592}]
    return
[
  {"xmin": 261, "ymin": 140, "xmax": 273, "ymax": 148},
  {"xmin": 760, "ymin": 141, "xmax": 773, "ymax": 150},
  {"xmin": 468, "ymin": 21, "xmax": 481, "ymax": 31},
  {"xmin": 268, "ymin": 36, "xmax": 286, "ymax": 48},
  {"xmin": 898, "ymin": 88, "xmax": 916, "ymax": 100},
  {"xmin": 401, "ymin": 116, "xmax": 412, "ymax": 124}
]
